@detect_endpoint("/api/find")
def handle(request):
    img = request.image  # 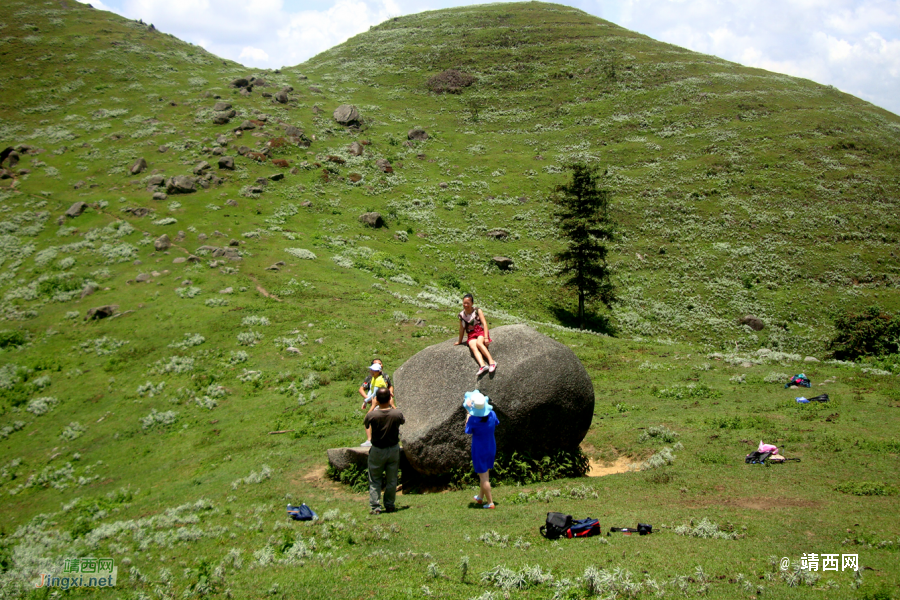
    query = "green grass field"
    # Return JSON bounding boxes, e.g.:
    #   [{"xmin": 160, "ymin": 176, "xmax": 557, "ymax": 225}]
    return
[{"xmin": 1, "ymin": 1, "xmax": 899, "ymax": 598}]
